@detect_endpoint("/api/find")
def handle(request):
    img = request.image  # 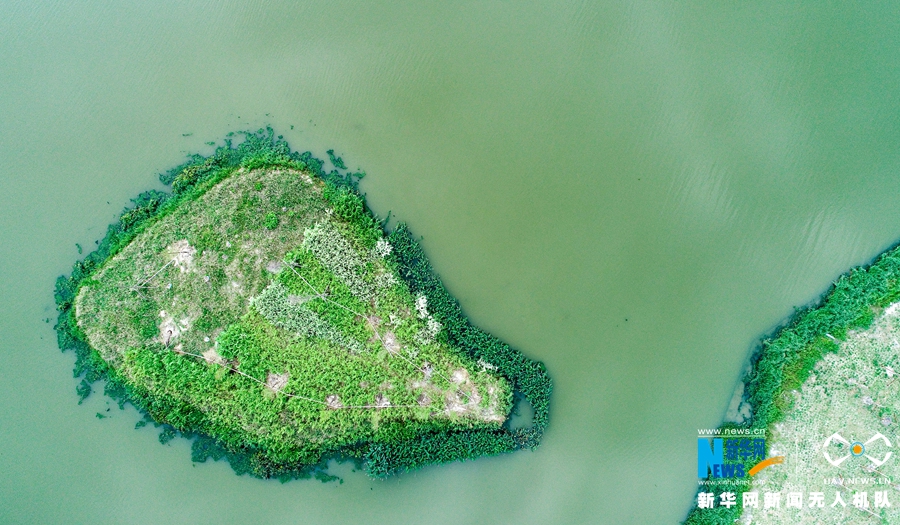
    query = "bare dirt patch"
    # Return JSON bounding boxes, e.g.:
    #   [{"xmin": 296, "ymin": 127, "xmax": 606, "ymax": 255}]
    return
[
  {"xmin": 202, "ymin": 348, "xmax": 226, "ymax": 366},
  {"xmin": 382, "ymin": 331, "xmax": 400, "ymax": 353},
  {"xmin": 451, "ymin": 368, "xmax": 469, "ymax": 384},
  {"xmin": 266, "ymin": 371, "xmax": 289, "ymax": 393},
  {"xmin": 158, "ymin": 310, "xmax": 181, "ymax": 345},
  {"xmin": 375, "ymin": 393, "xmax": 391, "ymax": 408},
  {"xmin": 326, "ymin": 394, "xmax": 342, "ymax": 409},
  {"xmin": 166, "ymin": 240, "xmax": 196, "ymax": 272},
  {"xmin": 266, "ymin": 260, "xmax": 284, "ymax": 273}
]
